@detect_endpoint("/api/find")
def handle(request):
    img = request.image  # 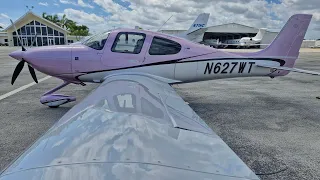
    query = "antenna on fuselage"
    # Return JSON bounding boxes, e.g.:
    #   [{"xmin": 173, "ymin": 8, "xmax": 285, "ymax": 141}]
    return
[{"xmin": 157, "ymin": 15, "xmax": 173, "ymax": 32}]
